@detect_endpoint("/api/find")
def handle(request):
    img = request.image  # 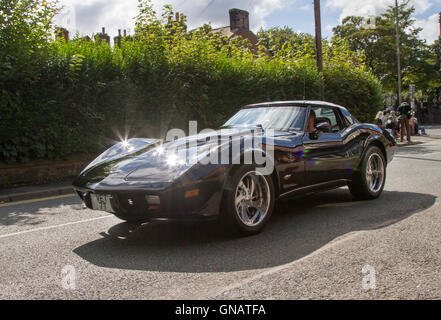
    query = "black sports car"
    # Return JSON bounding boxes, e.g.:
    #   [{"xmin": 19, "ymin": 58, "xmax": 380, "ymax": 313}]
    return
[{"xmin": 73, "ymin": 101, "xmax": 396, "ymax": 235}]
